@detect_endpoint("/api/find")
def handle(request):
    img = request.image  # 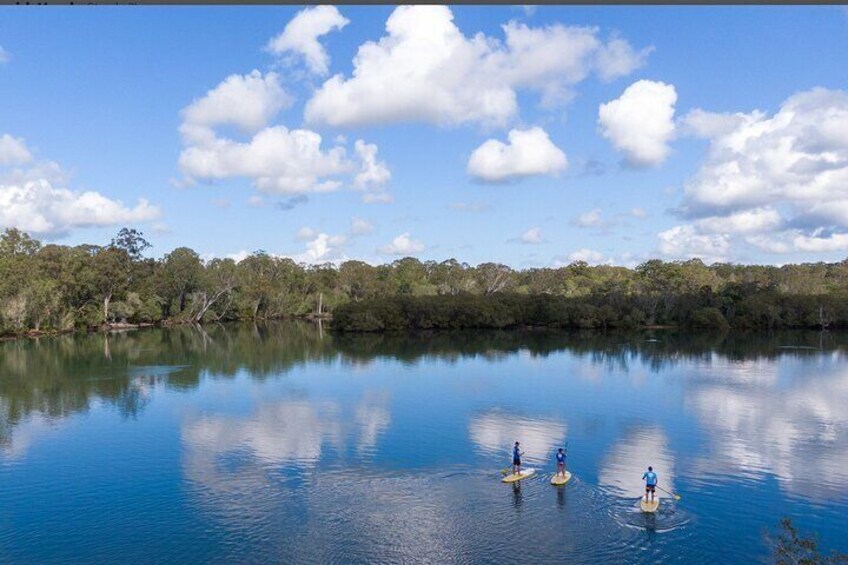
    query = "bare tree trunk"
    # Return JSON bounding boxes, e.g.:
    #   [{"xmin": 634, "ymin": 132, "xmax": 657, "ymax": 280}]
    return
[
  {"xmin": 192, "ymin": 288, "xmax": 231, "ymax": 323},
  {"xmin": 103, "ymin": 292, "xmax": 112, "ymax": 324},
  {"xmin": 318, "ymin": 292, "xmax": 323, "ymax": 316}
]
